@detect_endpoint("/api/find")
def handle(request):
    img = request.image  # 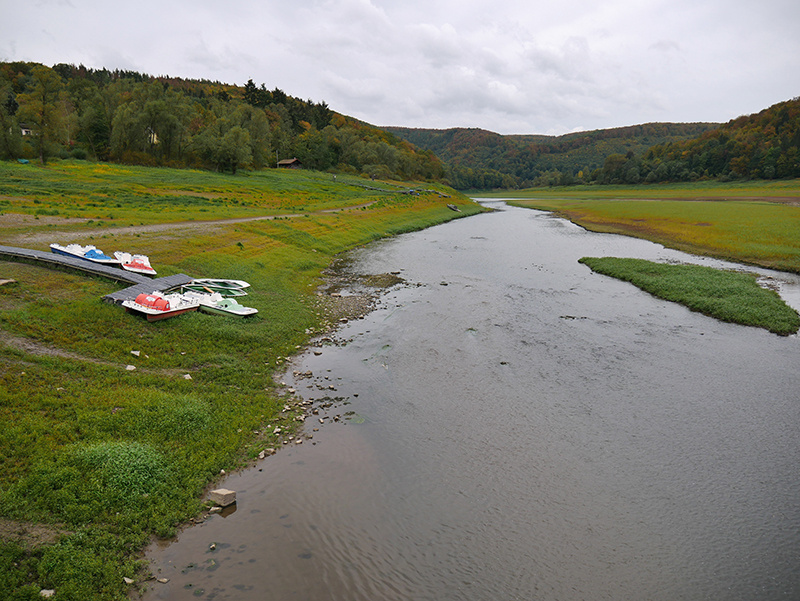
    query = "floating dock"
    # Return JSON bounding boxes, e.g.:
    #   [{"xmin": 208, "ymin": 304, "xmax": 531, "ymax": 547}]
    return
[{"xmin": 0, "ymin": 245, "xmax": 193, "ymax": 304}]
